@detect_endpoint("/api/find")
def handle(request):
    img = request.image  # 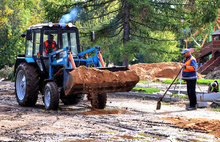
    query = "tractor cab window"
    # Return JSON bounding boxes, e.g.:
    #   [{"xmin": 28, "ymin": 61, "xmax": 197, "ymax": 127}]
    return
[
  {"xmin": 25, "ymin": 32, "xmax": 33, "ymax": 57},
  {"xmin": 61, "ymin": 30, "xmax": 78, "ymax": 57},
  {"xmin": 43, "ymin": 30, "xmax": 58, "ymax": 57},
  {"xmin": 34, "ymin": 32, "xmax": 41, "ymax": 56},
  {"xmin": 70, "ymin": 32, "xmax": 77, "ymax": 55}
]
